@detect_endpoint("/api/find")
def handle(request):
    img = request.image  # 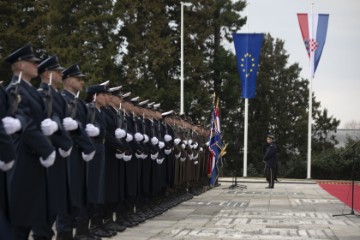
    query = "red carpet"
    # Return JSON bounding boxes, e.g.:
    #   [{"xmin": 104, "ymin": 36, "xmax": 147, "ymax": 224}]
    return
[{"xmin": 318, "ymin": 180, "xmax": 360, "ymax": 212}]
